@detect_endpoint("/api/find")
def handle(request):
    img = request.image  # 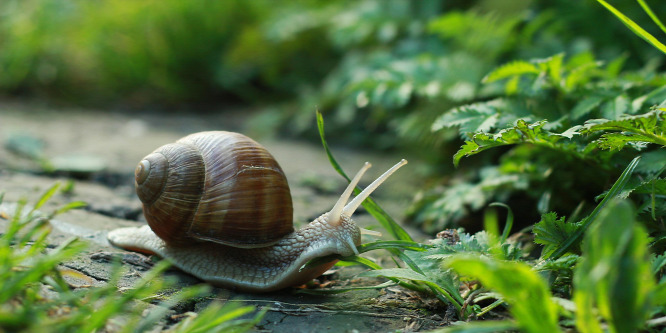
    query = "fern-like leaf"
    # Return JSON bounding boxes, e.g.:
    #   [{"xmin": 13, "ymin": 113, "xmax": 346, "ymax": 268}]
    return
[
  {"xmin": 453, "ymin": 120, "xmax": 588, "ymax": 166},
  {"xmin": 432, "ymin": 100, "xmax": 500, "ymax": 135},
  {"xmin": 633, "ymin": 178, "xmax": 666, "ymax": 195},
  {"xmin": 583, "ymin": 110, "xmax": 666, "ymax": 150},
  {"xmin": 534, "ymin": 212, "xmax": 583, "ymax": 258}
]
